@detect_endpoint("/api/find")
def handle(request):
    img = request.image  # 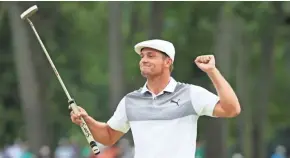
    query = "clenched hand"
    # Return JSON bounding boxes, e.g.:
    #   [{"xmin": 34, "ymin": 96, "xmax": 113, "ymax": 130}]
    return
[
  {"xmin": 70, "ymin": 106, "xmax": 89, "ymax": 126},
  {"xmin": 194, "ymin": 55, "xmax": 216, "ymax": 73}
]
